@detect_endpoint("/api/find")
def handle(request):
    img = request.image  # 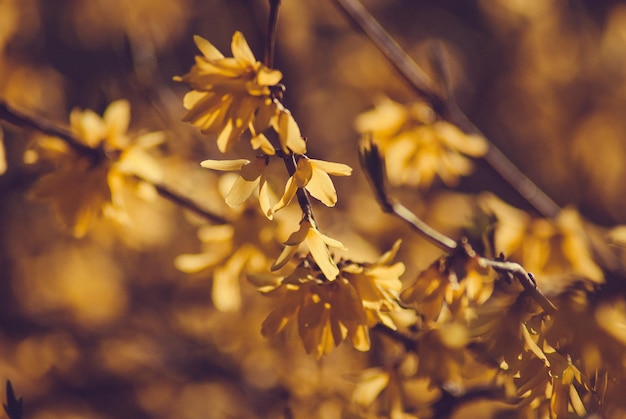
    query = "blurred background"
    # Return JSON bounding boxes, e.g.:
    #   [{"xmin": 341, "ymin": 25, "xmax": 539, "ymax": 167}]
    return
[{"xmin": 0, "ymin": 0, "xmax": 625, "ymax": 417}]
